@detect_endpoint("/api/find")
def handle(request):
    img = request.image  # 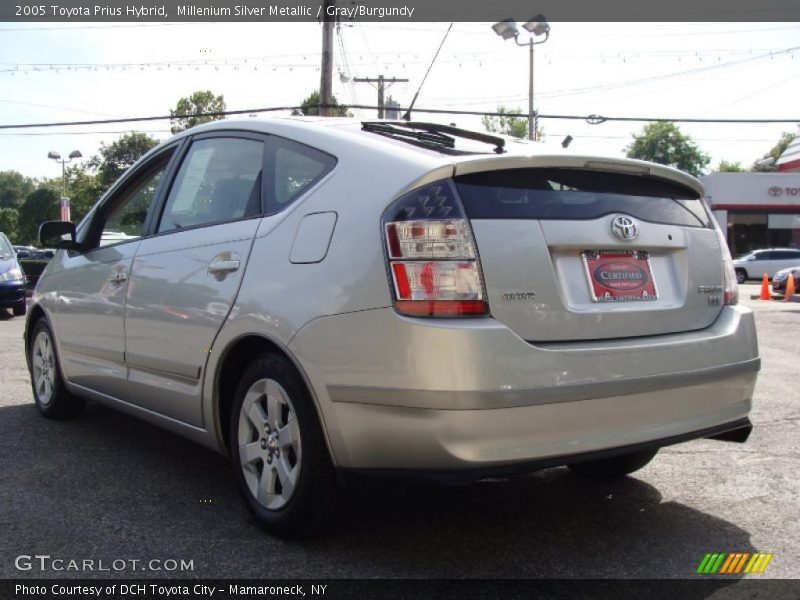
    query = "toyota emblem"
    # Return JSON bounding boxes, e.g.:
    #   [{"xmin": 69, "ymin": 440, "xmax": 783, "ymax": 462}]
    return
[
  {"xmin": 768, "ymin": 186, "xmax": 783, "ymax": 197},
  {"xmin": 611, "ymin": 215, "xmax": 639, "ymax": 241}
]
